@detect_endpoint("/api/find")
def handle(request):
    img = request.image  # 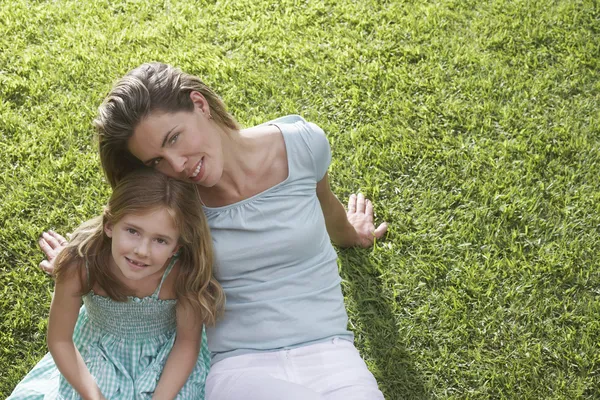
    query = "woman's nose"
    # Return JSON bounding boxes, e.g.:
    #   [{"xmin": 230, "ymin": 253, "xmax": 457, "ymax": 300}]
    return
[{"xmin": 167, "ymin": 154, "xmax": 186, "ymax": 173}]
